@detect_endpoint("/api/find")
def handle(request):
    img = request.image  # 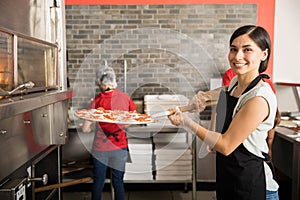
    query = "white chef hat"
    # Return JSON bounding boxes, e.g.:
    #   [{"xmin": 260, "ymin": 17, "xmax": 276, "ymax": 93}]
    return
[{"xmin": 96, "ymin": 66, "xmax": 117, "ymax": 88}]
